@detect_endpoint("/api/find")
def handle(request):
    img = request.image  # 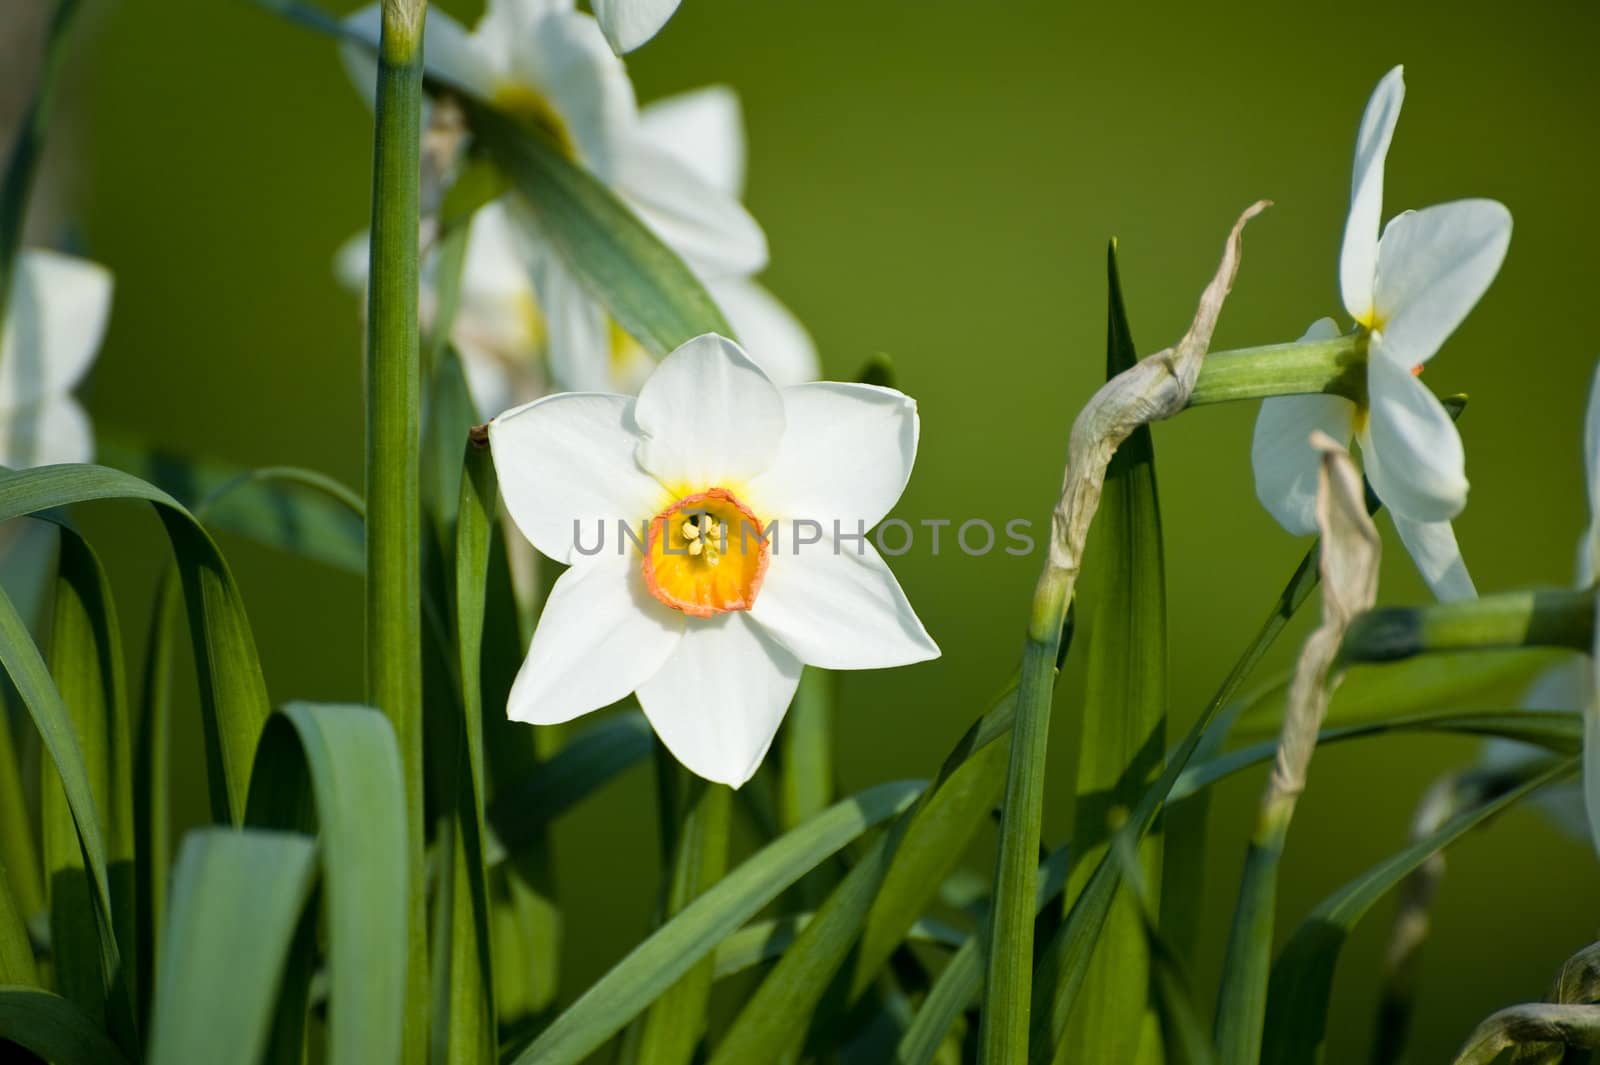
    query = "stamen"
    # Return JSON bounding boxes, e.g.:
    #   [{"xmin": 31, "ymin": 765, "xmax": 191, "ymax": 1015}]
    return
[
  {"xmin": 682, "ymin": 520, "xmax": 700, "ymax": 539},
  {"xmin": 688, "ymin": 540, "xmax": 704, "ymax": 556}
]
